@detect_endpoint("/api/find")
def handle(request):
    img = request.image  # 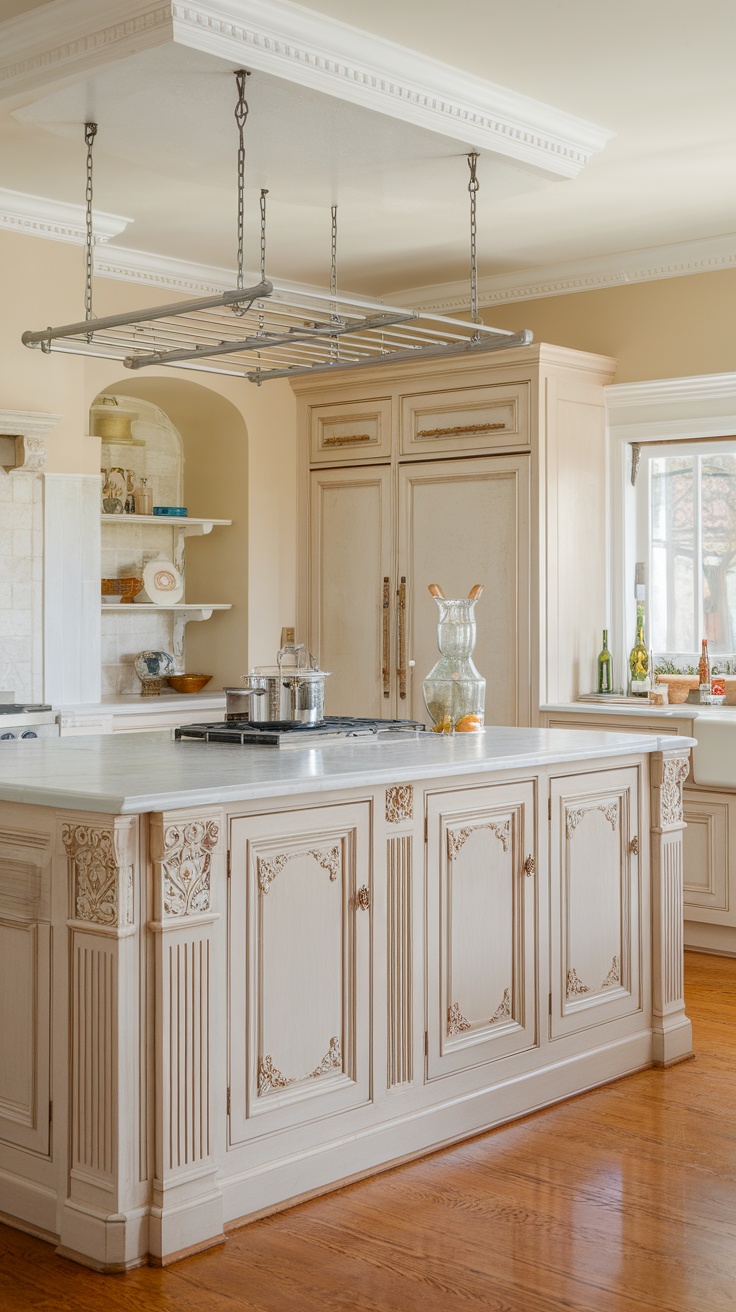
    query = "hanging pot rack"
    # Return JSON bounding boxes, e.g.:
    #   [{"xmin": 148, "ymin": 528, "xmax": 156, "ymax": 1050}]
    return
[{"xmin": 21, "ymin": 72, "xmax": 532, "ymax": 384}]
